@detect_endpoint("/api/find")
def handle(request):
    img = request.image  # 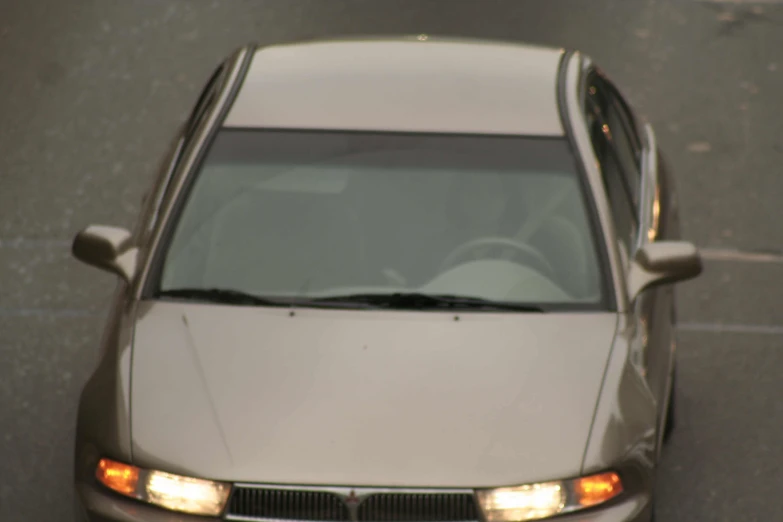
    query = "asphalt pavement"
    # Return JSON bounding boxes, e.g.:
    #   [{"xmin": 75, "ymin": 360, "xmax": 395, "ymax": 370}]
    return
[{"xmin": 1, "ymin": 0, "xmax": 783, "ymax": 520}]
